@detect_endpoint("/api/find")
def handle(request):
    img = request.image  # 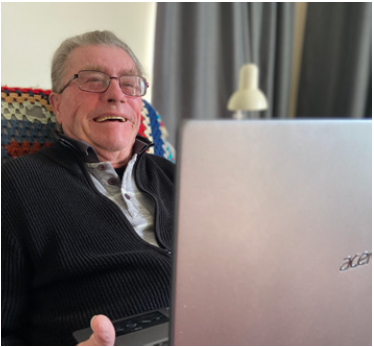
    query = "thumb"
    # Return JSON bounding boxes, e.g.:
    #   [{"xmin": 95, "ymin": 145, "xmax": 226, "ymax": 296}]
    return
[{"xmin": 77, "ymin": 315, "xmax": 116, "ymax": 346}]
